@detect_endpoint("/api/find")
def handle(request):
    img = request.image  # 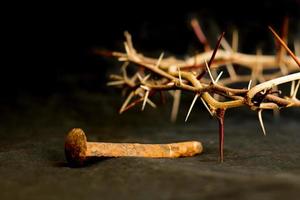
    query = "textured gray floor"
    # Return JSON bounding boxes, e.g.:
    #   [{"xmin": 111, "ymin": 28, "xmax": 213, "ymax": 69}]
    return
[{"xmin": 1, "ymin": 91, "xmax": 300, "ymax": 200}]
